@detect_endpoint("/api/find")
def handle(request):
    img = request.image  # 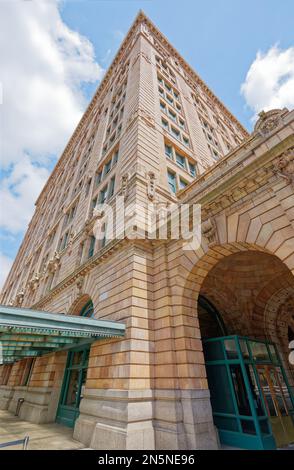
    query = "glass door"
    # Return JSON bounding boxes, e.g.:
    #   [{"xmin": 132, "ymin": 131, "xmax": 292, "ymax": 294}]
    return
[
  {"xmin": 256, "ymin": 365, "xmax": 294, "ymax": 447},
  {"xmin": 56, "ymin": 346, "xmax": 90, "ymax": 428}
]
